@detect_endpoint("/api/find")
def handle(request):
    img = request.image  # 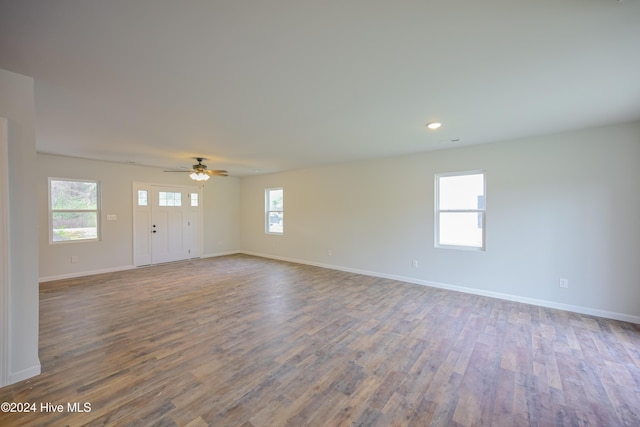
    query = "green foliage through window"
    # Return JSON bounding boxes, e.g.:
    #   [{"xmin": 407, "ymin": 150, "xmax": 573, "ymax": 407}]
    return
[{"xmin": 50, "ymin": 178, "xmax": 100, "ymax": 242}]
